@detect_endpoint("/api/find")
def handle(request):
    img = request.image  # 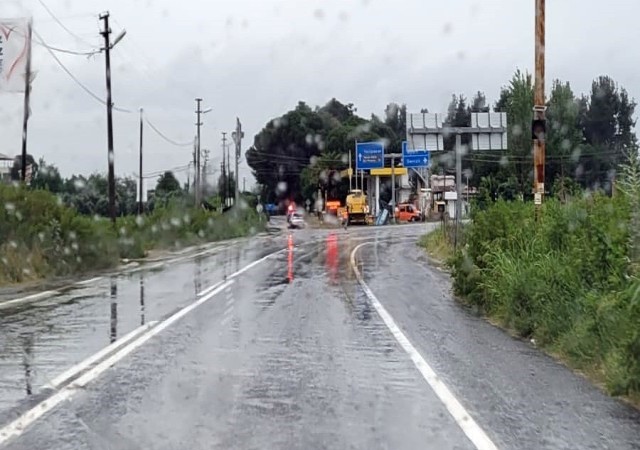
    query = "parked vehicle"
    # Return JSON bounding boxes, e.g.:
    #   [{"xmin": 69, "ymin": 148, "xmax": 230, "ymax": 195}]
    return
[{"xmin": 395, "ymin": 203, "xmax": 423, "ymax": 222}]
